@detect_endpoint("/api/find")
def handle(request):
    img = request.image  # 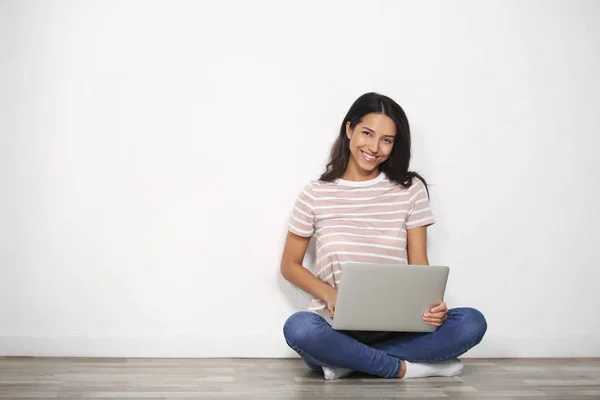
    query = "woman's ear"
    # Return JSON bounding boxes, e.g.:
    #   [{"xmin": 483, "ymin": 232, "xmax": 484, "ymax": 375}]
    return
[{"xmin": 346, "ymin": 121, "xmax": 352, "ymax": 139}]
